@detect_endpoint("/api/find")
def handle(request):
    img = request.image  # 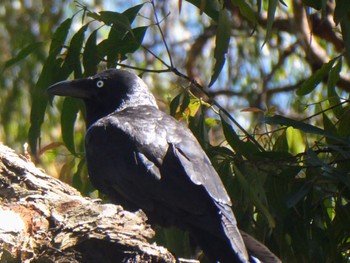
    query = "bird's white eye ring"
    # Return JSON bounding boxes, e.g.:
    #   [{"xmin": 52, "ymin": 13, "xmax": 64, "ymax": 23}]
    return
[{"xmin": 96, "ymin": 80, "xmax": 104, "ymax": 88}]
